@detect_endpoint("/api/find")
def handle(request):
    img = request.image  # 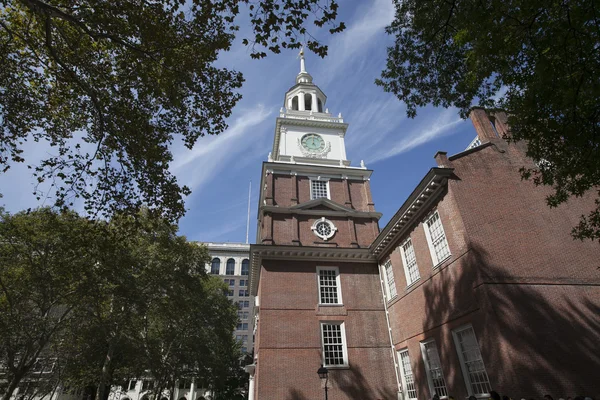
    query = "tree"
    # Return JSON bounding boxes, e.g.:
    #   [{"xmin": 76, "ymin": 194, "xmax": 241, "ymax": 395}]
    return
[
  {"xmin": 376, "ymin": 0, "xmax": 600, "ymax": 241},
  {"xmin": 0, "ymin": 208, "xmax": 242, "ymax": 400},
  {"xmin": 0, "ymin": 208, "xmax": 101, "ymax": 400},
  {"xmin": 0, "ymin": 0, "xmax": 344, "ymax": 222}
]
